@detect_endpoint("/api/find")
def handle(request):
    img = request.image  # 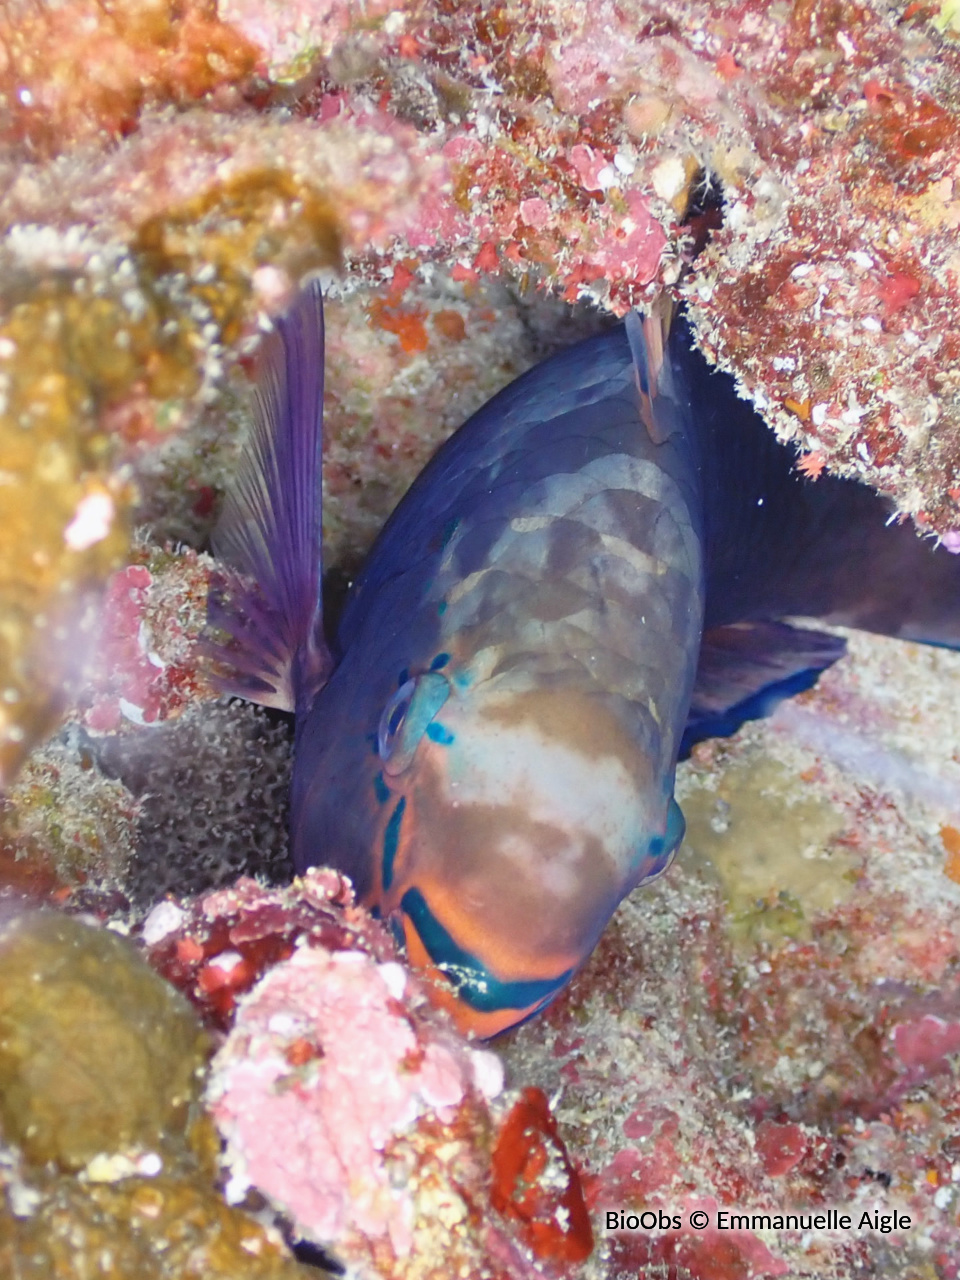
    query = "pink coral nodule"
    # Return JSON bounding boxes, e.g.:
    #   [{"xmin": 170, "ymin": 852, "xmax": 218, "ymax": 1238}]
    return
[{"xmin": 207, "ymin": 941, "xmax": 502, "ymax": 1260}]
